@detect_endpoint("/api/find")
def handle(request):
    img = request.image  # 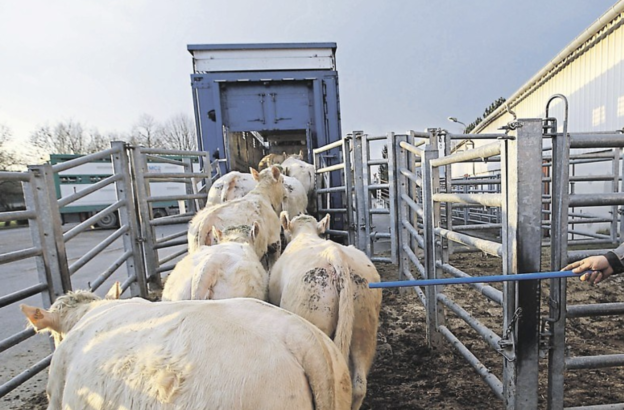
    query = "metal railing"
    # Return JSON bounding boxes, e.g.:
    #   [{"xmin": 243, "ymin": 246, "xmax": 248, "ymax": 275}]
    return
[{"xmin": 0, "ymin": 142, "xmax": 213, "ymax": 399}]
